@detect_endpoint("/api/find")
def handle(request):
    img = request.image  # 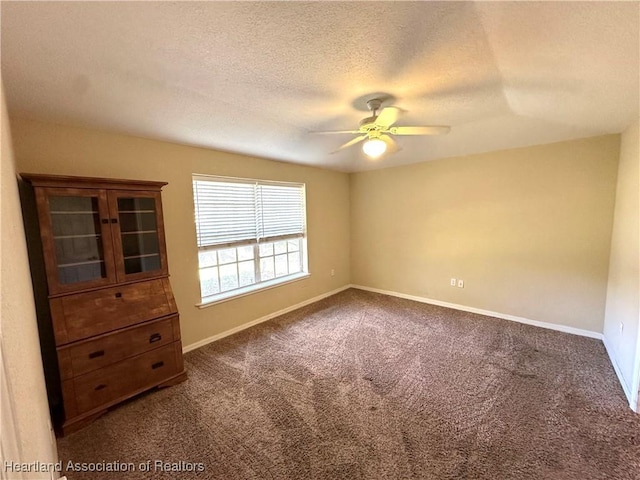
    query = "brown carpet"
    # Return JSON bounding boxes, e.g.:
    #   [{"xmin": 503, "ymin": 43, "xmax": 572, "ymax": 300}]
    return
[{"xmin": 57, "ymin": 288, "xmax": 640, "ymax": 479}]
